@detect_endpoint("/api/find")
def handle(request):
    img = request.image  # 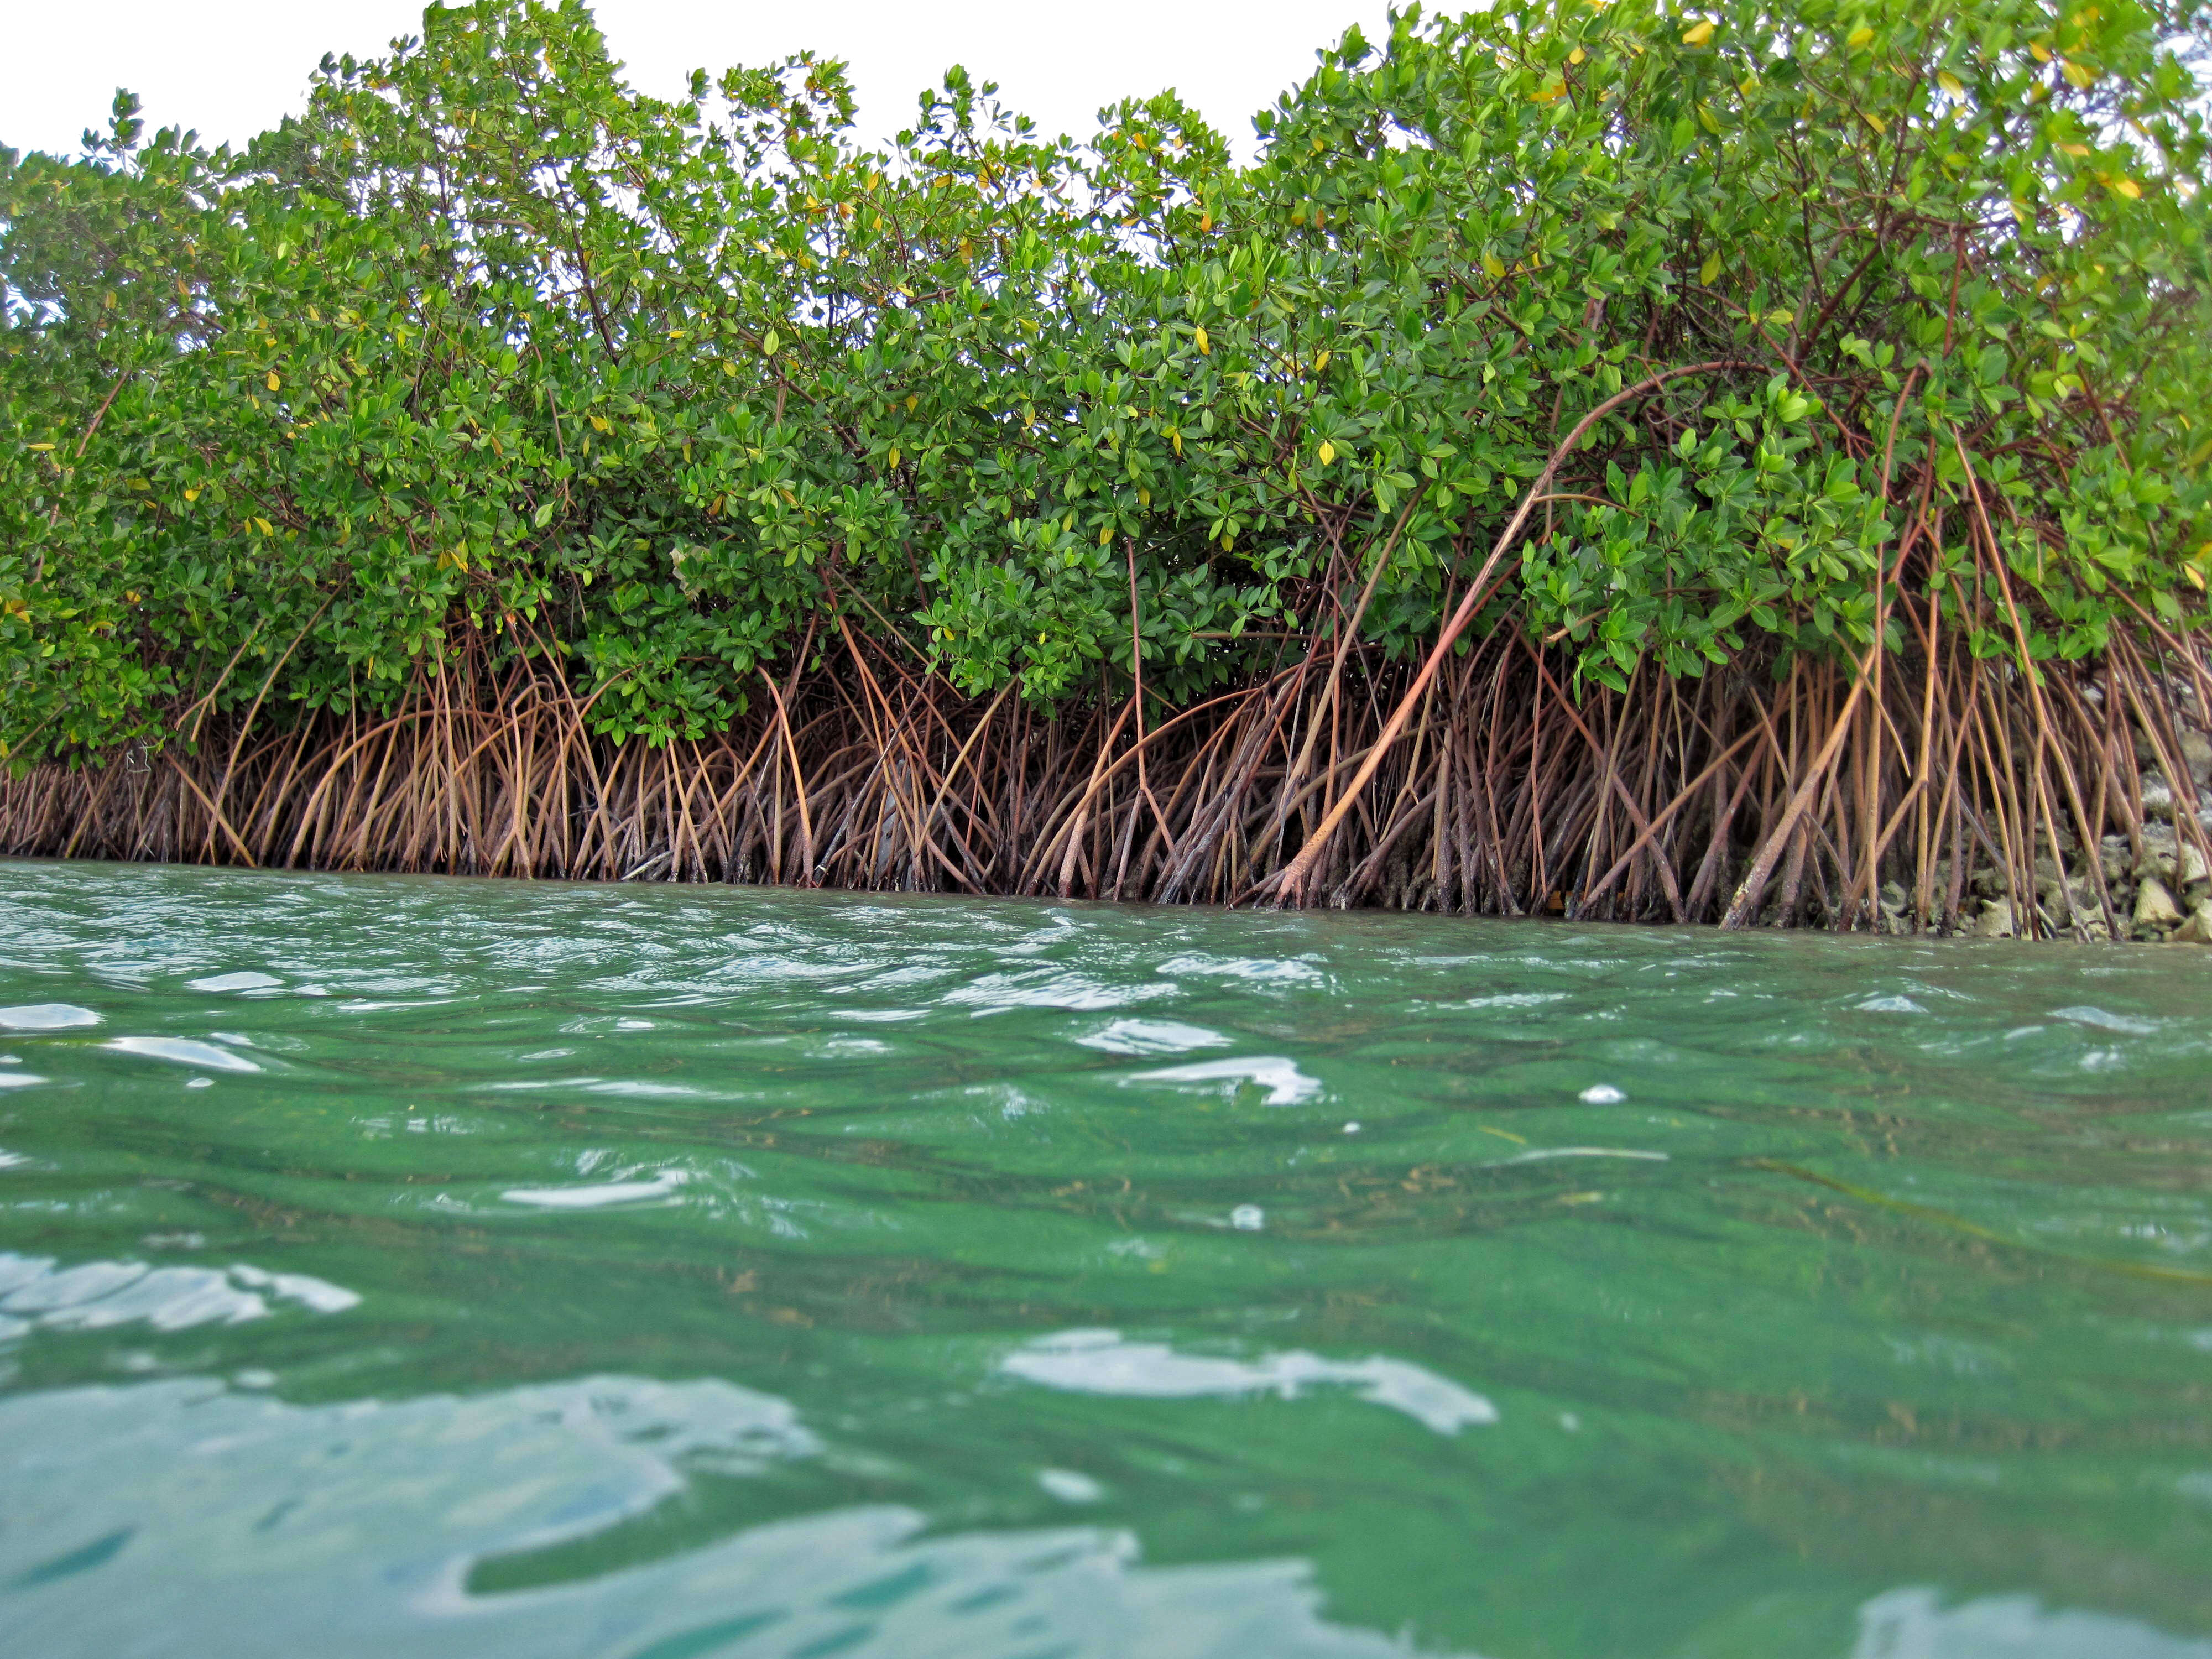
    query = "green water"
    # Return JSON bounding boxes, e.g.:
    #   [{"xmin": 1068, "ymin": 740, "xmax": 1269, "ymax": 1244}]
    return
[{"xmin": 1, "ymin": 862, "xmax": 2209, "ymax": 1659}]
